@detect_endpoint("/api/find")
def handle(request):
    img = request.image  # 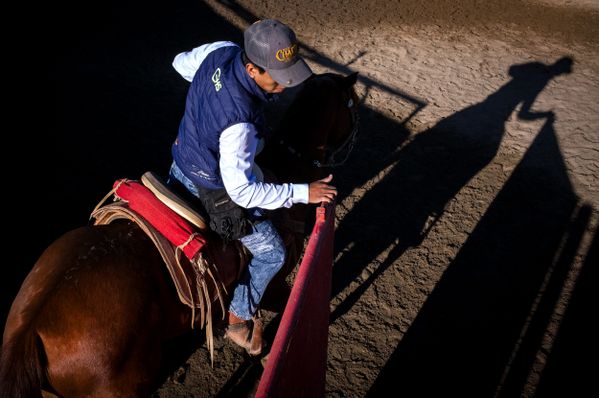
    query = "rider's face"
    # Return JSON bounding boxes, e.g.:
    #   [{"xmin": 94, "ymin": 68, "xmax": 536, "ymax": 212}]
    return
[{"xmin": 246, "ymin": 64, "xmax": 285, "ymax": 94}]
